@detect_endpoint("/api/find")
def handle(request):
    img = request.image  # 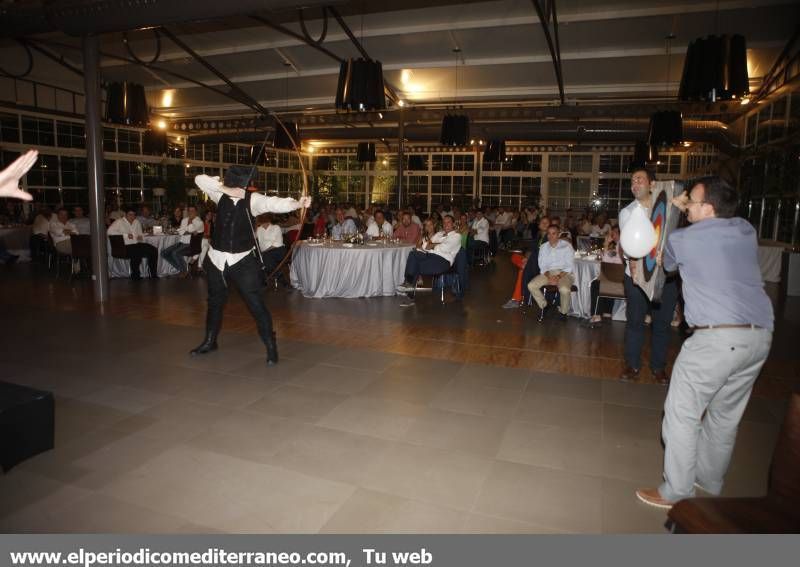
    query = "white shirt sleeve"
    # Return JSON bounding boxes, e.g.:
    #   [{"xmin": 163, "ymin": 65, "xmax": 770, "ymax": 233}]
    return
[
  {"xmin": 249, "ymin": 193, "xmax": 302, "ymax": 216},
  {"xmin": 178, "ymin": 218, "xmax": 190, "ymax": 235},
  {"xmin": 195, "ymin": 175, "xmax": 224, "ymax": 203}
]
